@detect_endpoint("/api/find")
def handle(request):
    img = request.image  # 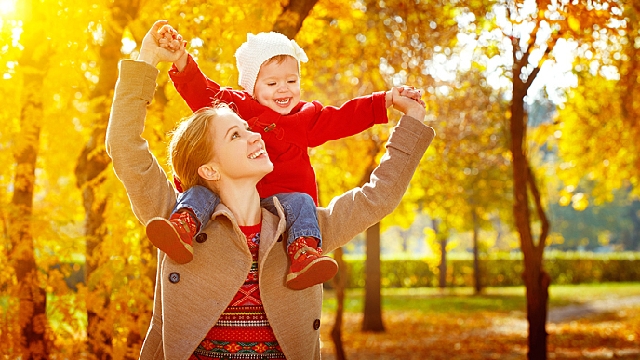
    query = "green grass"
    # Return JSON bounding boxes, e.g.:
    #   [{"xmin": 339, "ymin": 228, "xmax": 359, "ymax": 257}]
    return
[
  {"xmin": 322, "ymin": 282, "xmax": 640, "ymax": 314},
  {"xmin": 548, "ymin": 282, "xmax": 640, "ymax": 306}
]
